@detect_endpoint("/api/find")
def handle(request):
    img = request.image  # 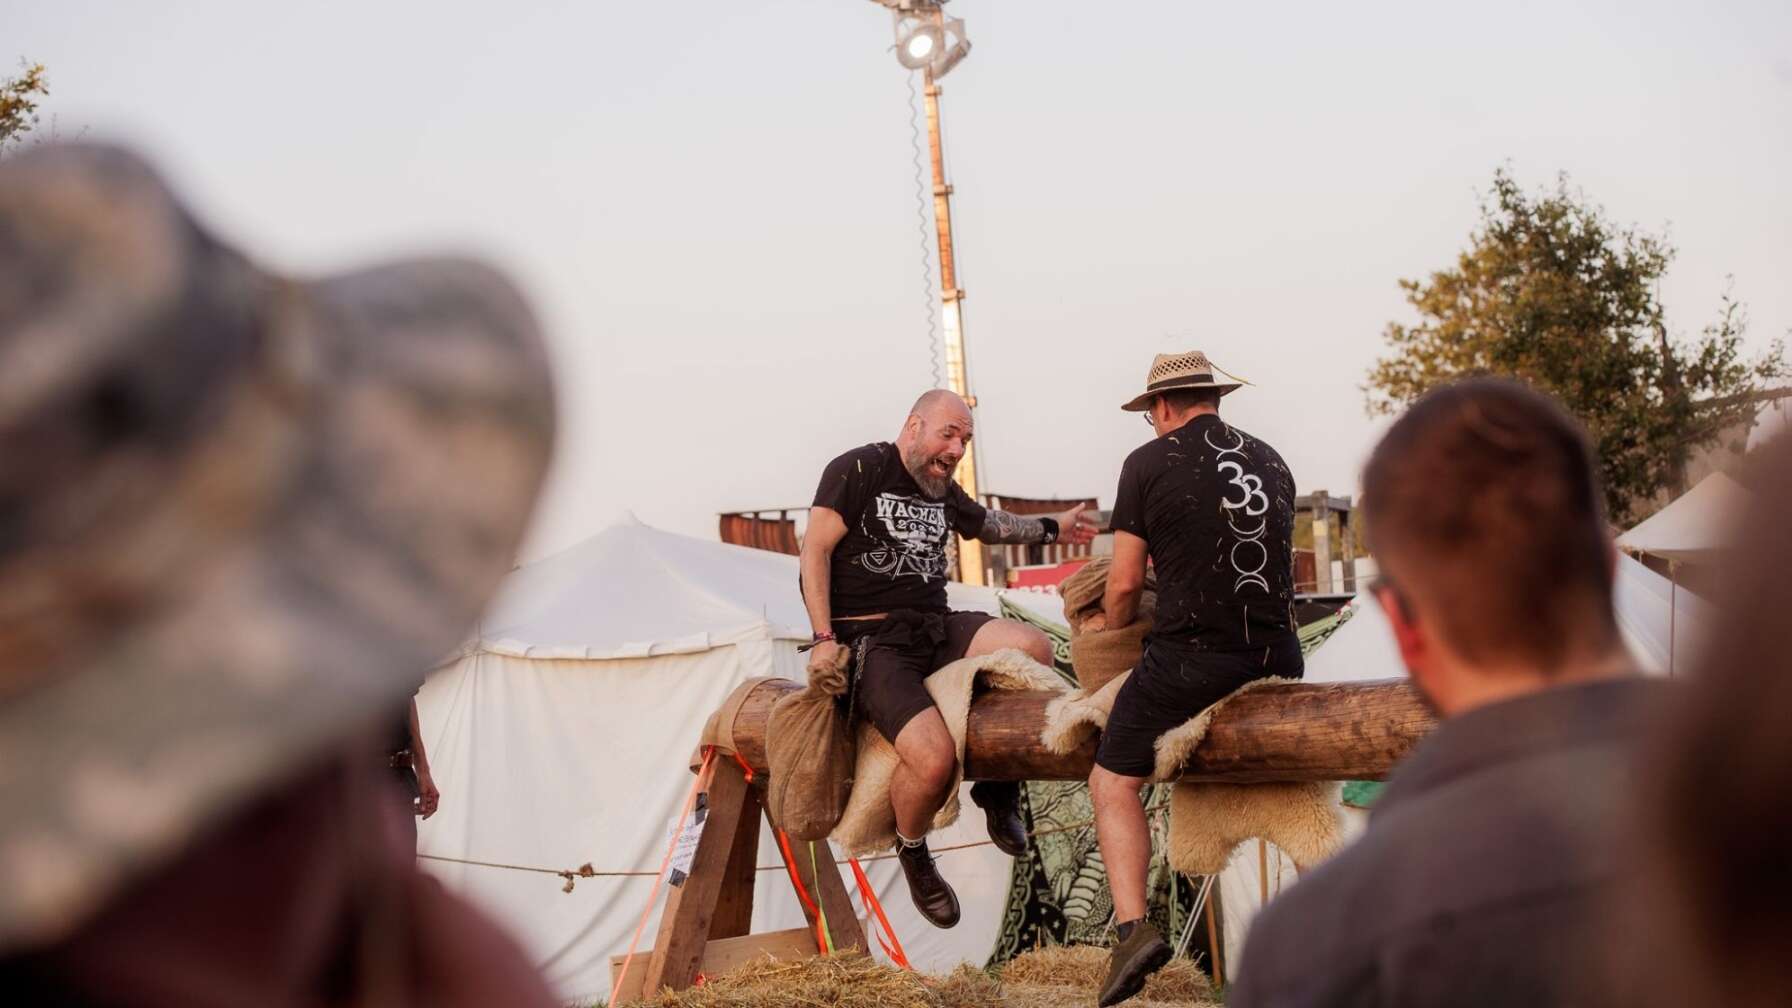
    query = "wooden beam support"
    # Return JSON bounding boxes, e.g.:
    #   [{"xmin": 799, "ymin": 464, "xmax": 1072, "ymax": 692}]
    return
[
  {"xmin": 726, "ymin": 677, "xmax": 1434, "ymax": 784},
  {"xmin": 709, "ymin": 780, "xmax": 763, "ymax": 941},
  {"xmin": 642, "ymin": 757, "xmax": 755, "ymax": 994},
  {"xmin": 780, "ymin": 832, "xmax": 868, "ymax": 955}
]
